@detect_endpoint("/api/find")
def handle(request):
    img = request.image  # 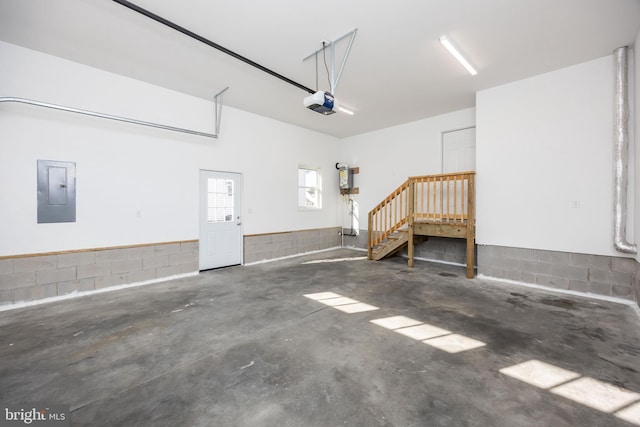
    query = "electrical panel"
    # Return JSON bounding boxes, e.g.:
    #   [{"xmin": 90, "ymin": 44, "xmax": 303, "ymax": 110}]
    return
[{"xmin": 37, "ymin": 160, "xmax": 76, "ymax": 223}]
